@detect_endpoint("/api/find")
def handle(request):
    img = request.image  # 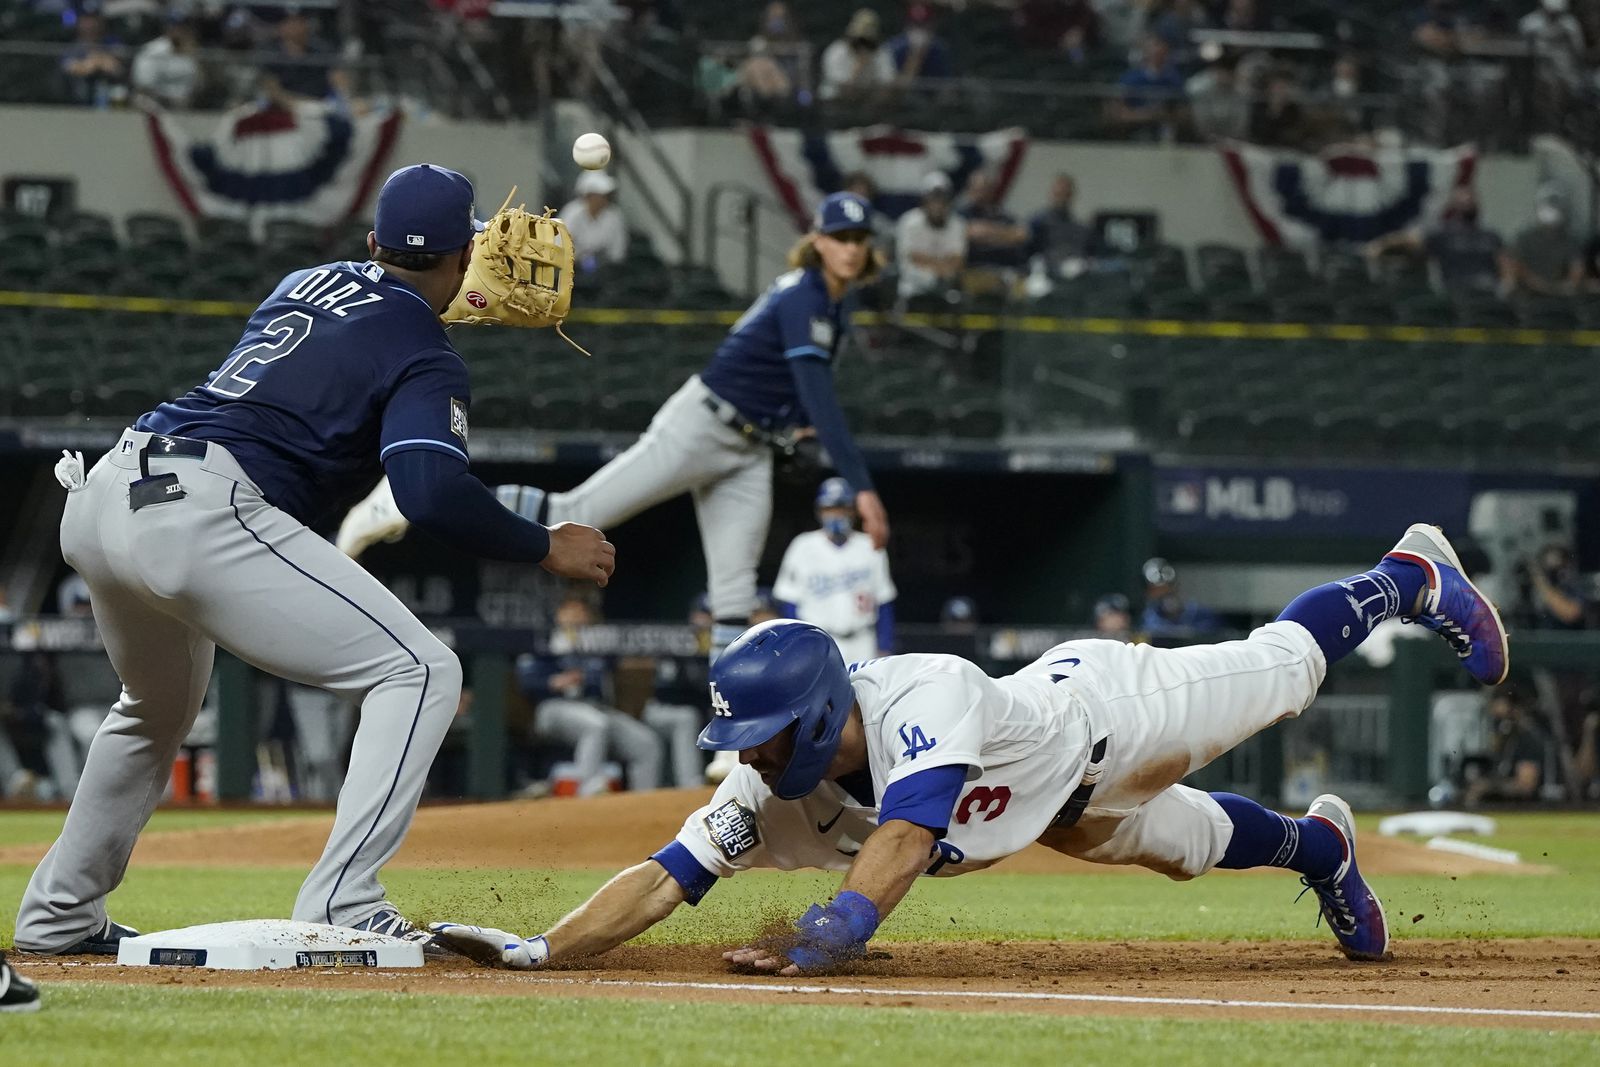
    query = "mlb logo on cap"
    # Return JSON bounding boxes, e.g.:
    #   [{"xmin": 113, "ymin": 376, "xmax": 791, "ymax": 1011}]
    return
[{"xmin": 374, "ymin": 164, "xmax": 486, "ymax": 254}]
